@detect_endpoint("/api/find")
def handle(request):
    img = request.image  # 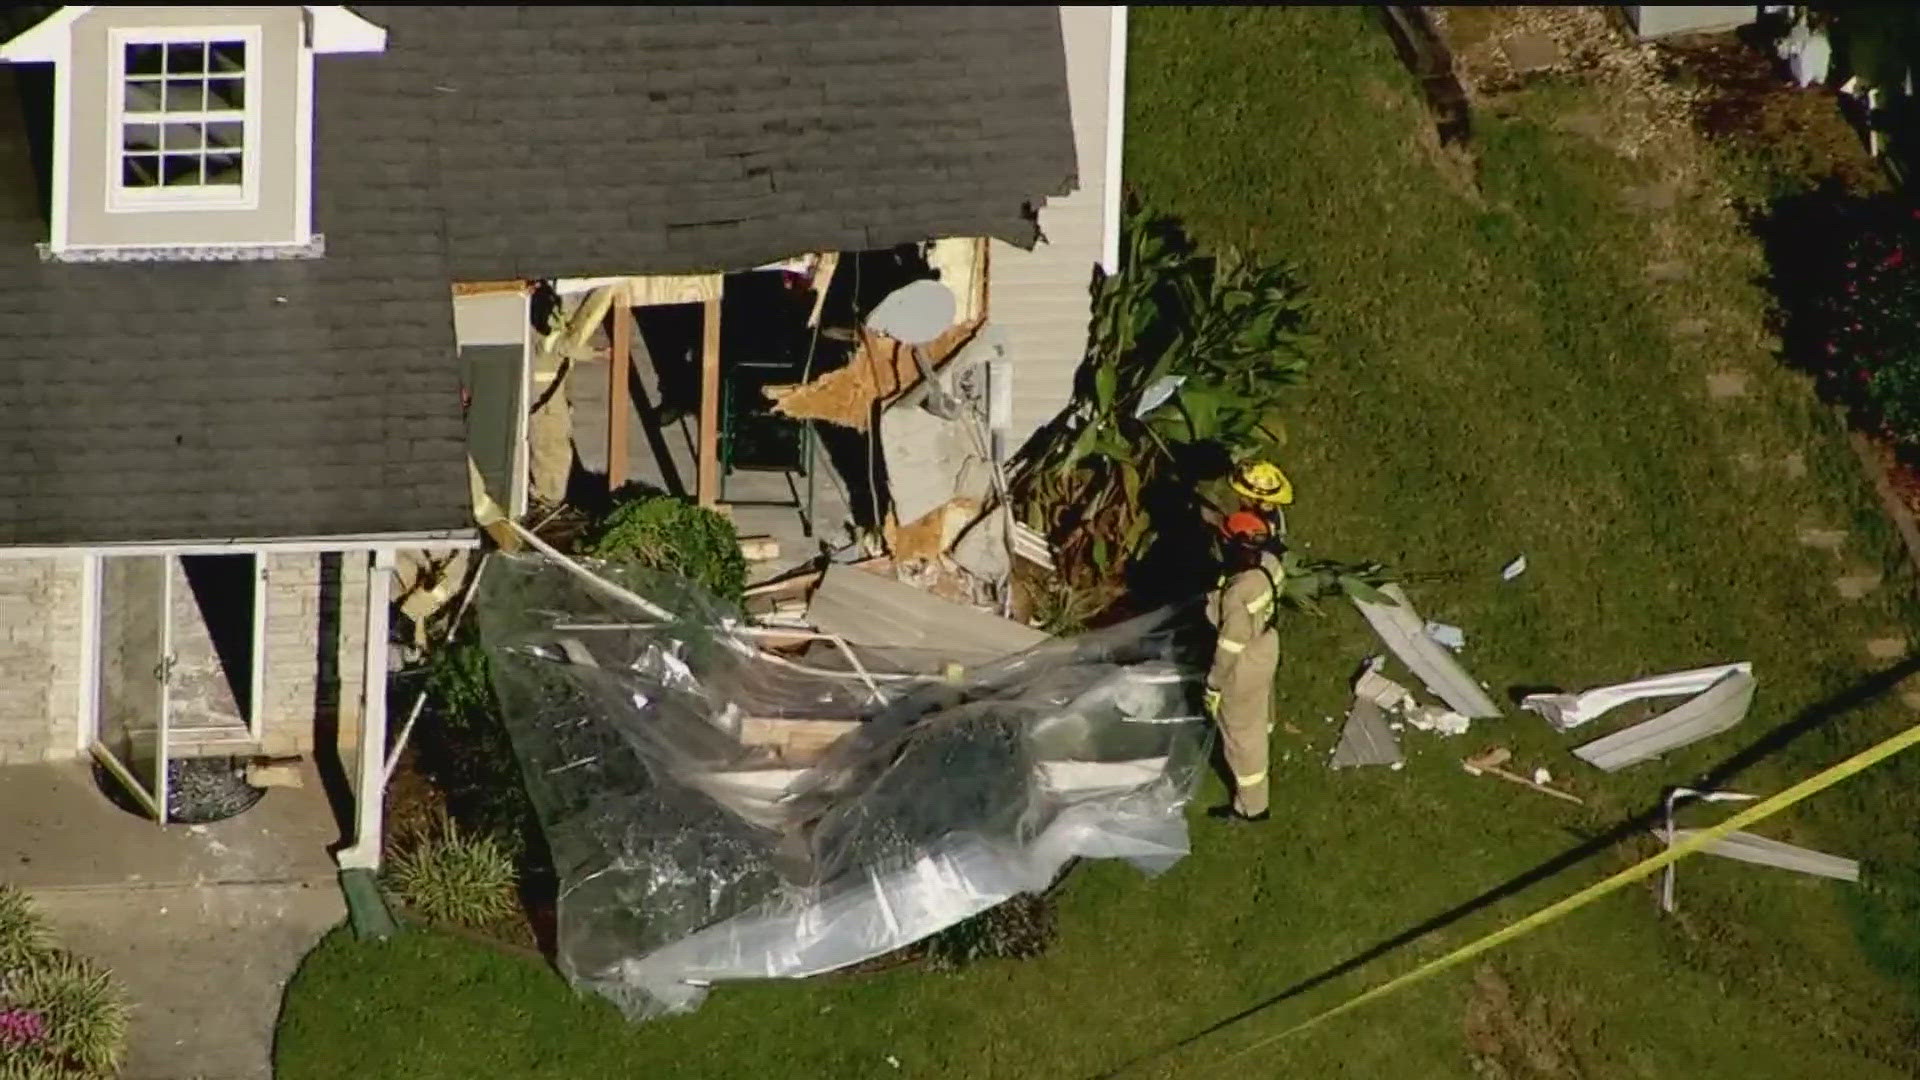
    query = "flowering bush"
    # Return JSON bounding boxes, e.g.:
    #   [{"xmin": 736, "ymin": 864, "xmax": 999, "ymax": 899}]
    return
[
  {"xmin": 0, "ymin": 886, "xmax": 128, "ymax": 1078},
  {"xmin": 1806, "ymin": 199, "xmax": 1920, "ymax": 444}
]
